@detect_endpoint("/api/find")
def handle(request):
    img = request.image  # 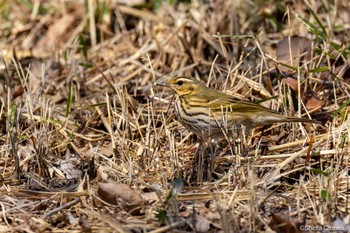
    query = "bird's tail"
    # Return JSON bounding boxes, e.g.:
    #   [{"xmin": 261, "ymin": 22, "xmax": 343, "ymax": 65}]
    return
[
  {"xmin": 281, "ymin": 116, "xmax": 320, "ymax": 124},
  {"xmin": 255, "ymin": 113, "xmax": 320, "ymax": 125}
]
